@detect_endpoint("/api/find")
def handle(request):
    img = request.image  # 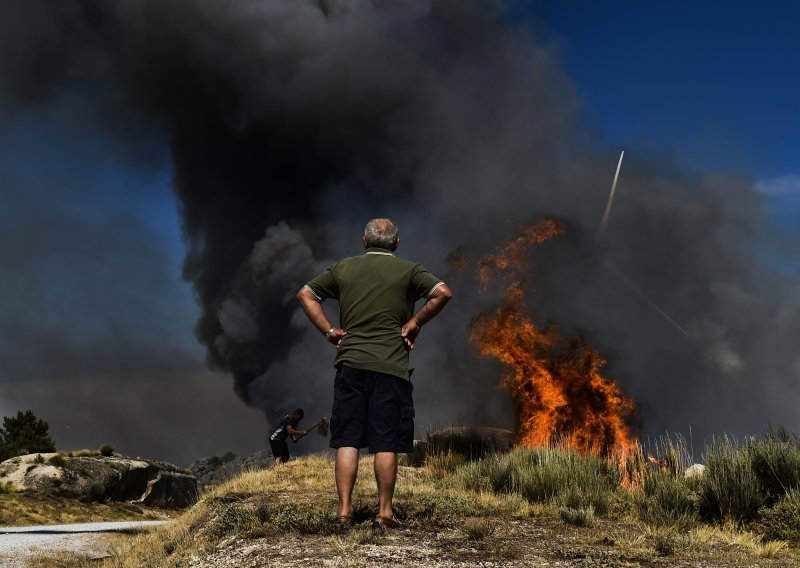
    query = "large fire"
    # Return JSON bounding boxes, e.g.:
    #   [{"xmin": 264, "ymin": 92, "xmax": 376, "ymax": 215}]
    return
[{"xmin": 469, "ymin": 220, "xmax": 638, "ymax": 458}]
